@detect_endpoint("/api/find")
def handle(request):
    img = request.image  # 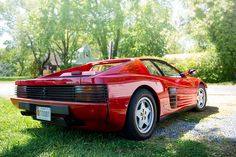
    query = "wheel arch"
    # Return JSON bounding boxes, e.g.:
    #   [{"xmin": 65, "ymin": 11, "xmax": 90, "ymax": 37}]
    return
[
  {"xmin": 199, "ymin": 81, "xmax": 207, "ymax": 88},
  {"xmin": 130, "ymin": 85, "xmax": 161, "ymax": 122}
]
